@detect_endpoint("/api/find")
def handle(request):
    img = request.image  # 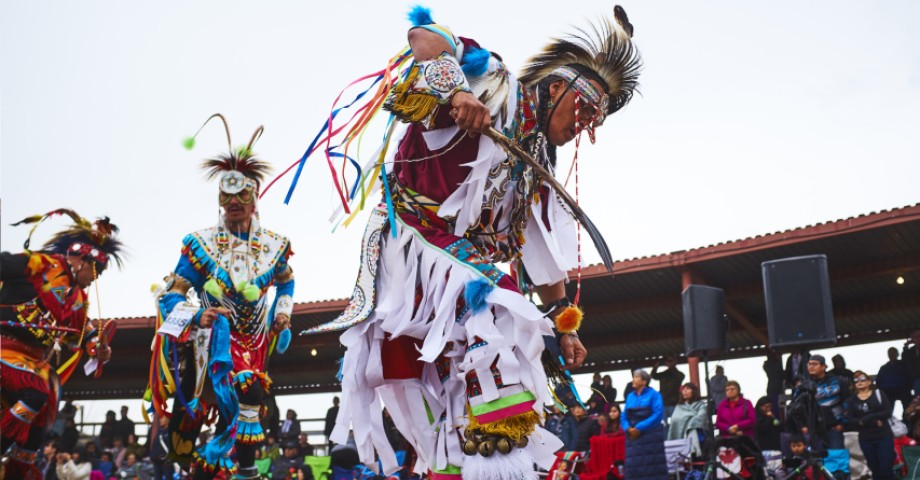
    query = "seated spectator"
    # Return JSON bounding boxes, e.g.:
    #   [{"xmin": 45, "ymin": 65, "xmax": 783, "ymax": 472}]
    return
[
  {"xmin": 95, "ymin": 451, "xmax": 115, "ymax": 479},
  {"xmin": 600, "ymin": 403, "xmax": 624, "ymax": 437},
  {"xmin": 273, "ymin": 438, "xmax": 312, "ymax": 479},
  {"xmin": 297, "ymin": 432, "xmax": 314, "ymax": 457},
  {"xmin": 124, "ymin": 432, "xmax": 145, "ymax": 460},
  {"xmin": 558, "ymin": 404, "xmax": 578, "ymax": 452},
  {"xmin": 263, "ymin": 434, "xmax": 281, "ymax": 461},
  {"xmin": 330, "ymin": 434, "xmax": 360, "ymax": 471},
  {"xmin": 544, "ymin": 405, "xmax": 564, "ymax": 438},
  {"xmin": 586, "ymin": 396, "xmax": 604, "ymax": 416},
  {"xmin": 115, "ymin": 452, "xmax": 142, "ymax": 480},
  {"xmin": 83, "ymin": 441, "xmax": 99, "ymax": 463},
  {"xmin": 110, "ymin": 437, "xmax": 127, "ymax": 469},
  {"xmin": 755, "ymin": 396, "xmax": 782, "ymax": 452},
  {"xmin": 716, "ymin": 380, "xmax": 756, "ymax": 438},
  {"xmin": 906, "ymin": 396, "xmax": 920, "ymax": 440},
  {"xmin": 56, "ymin": 447, "xmax": 92, "ymax": 480},
  {"xmin": 668, "ymin": 383, "xmax": 708, "ymax": 456},
  {"xmin": 571, "ymin": 404, "xmax": 599, "ymax": 451},
  {"xmin": 38, "ymin": 439, "xmax": 61, "ymax": 480},
  {"xmin": 782, "ymin": 433, "xmax": 809, "ymax": 477}
]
